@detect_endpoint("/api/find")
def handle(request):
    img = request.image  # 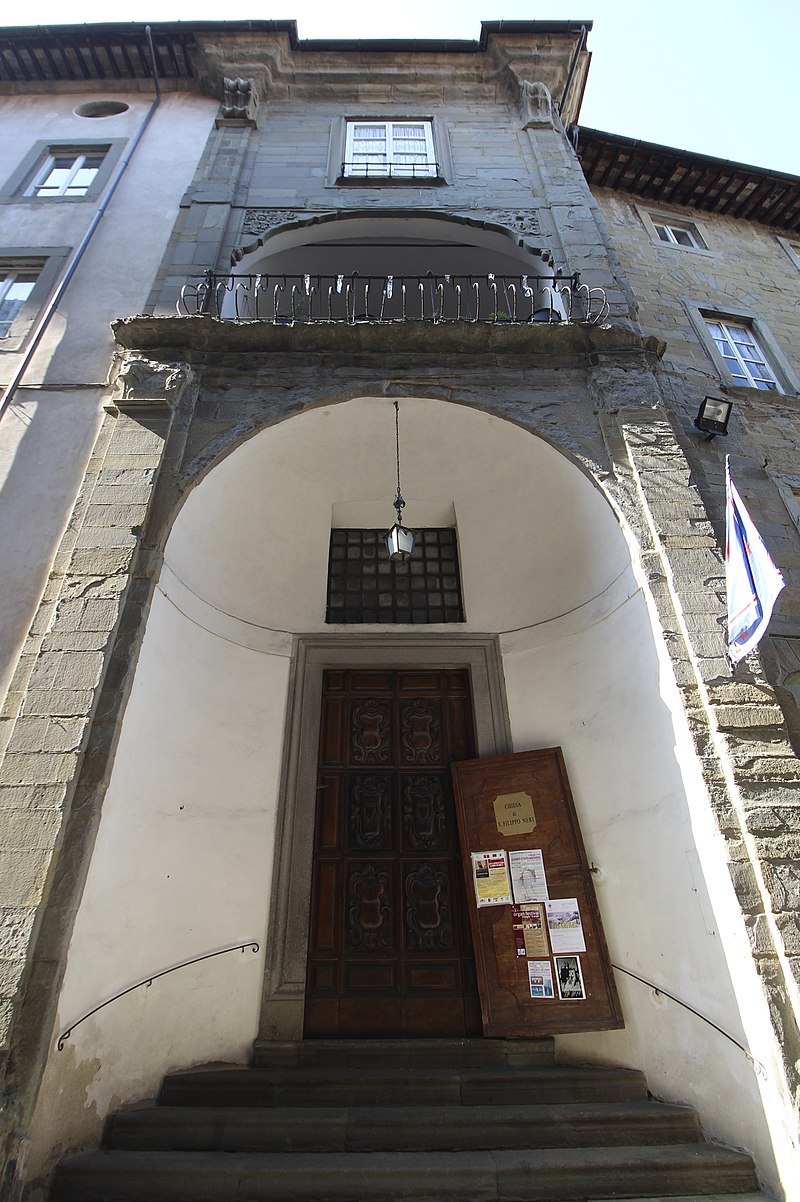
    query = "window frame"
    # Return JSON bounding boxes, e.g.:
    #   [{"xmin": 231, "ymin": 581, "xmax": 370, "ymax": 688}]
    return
[
  {"xmin": 684, "ymin": 299, "xmax": 799, "ymax": 396},
  {"xmin": 777, "ymin": 236, "xmax": 800, "ymax": 271},
  {"xmin": 0, "ymin": 247, "xmax": 70, "ymax": 351},
  {"xmin": 24, "ymin": 149, "xmax": 106, "ymax": 199},
  {"xmin": 1, "ymin": 140, "xmax": 126, "ymax": 204},
  {"xmin": 637, "ymin": 205, "xmax": 710, "ymax": 253},
  {"xmin": 343, "ymin": 120, "xmax": 437, "ymax": 180},
  {"xmin": 327, "ymin": 116, "xmax": 450, "ymax": 187}
]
